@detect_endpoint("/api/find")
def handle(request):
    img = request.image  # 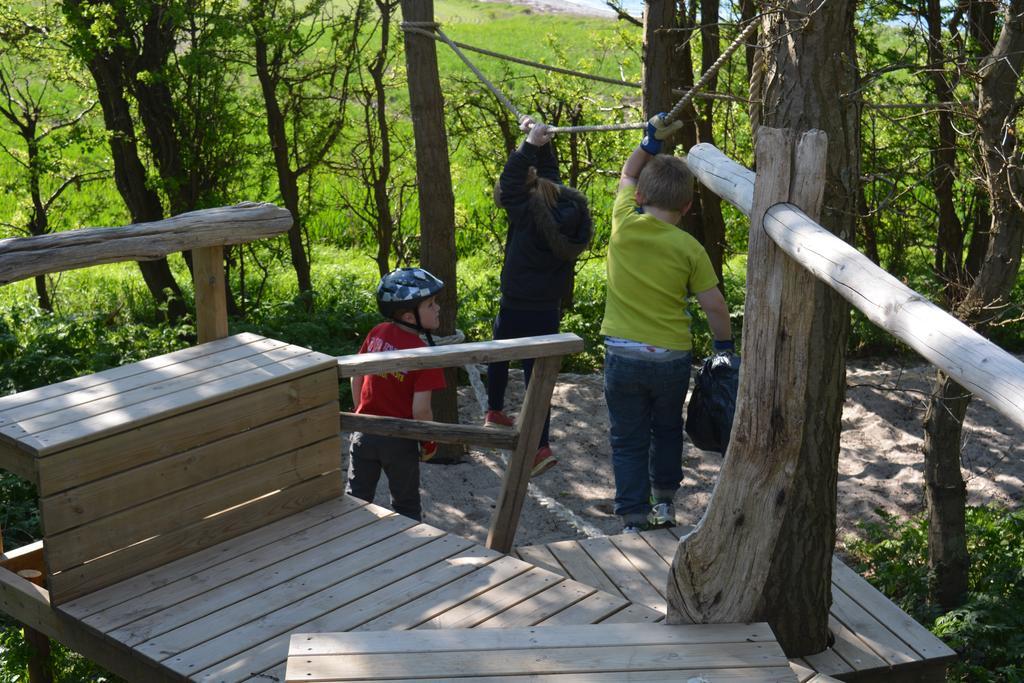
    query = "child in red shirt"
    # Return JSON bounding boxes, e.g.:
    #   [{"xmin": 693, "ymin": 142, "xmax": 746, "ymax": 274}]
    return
[{"xmin": 348, "ymin": 268, "xmax": 447, "ymax": 521}]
